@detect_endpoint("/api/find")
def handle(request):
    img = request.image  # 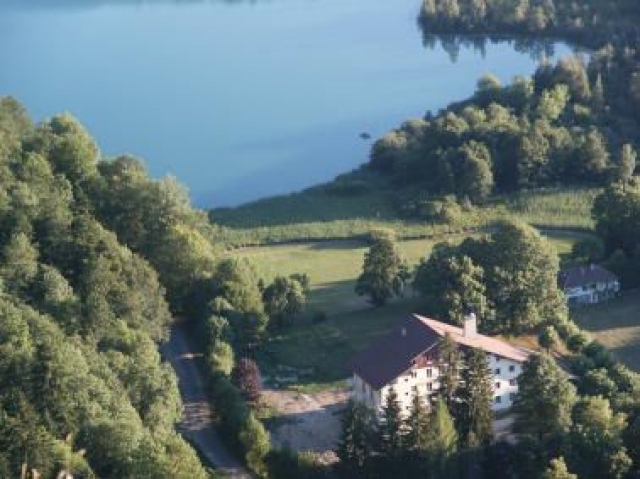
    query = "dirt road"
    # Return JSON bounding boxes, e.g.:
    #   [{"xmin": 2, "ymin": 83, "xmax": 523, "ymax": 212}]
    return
[{"xmin": 162, "ymin": 325, "xmax": 252, "ymax": 478}]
